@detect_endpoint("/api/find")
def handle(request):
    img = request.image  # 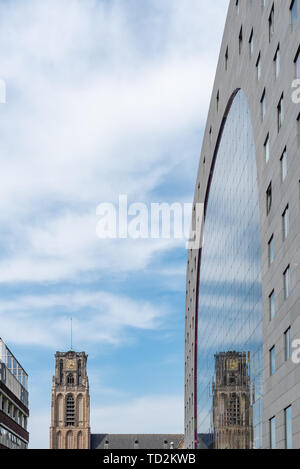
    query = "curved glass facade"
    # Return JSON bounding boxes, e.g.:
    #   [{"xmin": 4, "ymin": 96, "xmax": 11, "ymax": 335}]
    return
[{"xmin": 196, "ymin": 90, "xmax": 263, "ymax": 449}]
